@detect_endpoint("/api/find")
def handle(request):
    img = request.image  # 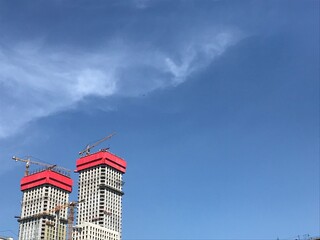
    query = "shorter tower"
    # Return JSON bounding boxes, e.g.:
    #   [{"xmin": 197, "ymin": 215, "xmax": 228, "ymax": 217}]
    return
[
  {"xmin": 73, "ymin": 150, "xmax": 127, "ymax": 240},
  {"xmin": 18, "ymin": 168, "xmax": 73, "ymax": 240}
]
